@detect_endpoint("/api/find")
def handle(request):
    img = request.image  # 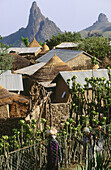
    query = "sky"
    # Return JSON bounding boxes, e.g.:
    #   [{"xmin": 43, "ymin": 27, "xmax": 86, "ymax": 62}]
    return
[{"xmin": 0, "ymin": 0, "xmax": 111, "ymax": 37}]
